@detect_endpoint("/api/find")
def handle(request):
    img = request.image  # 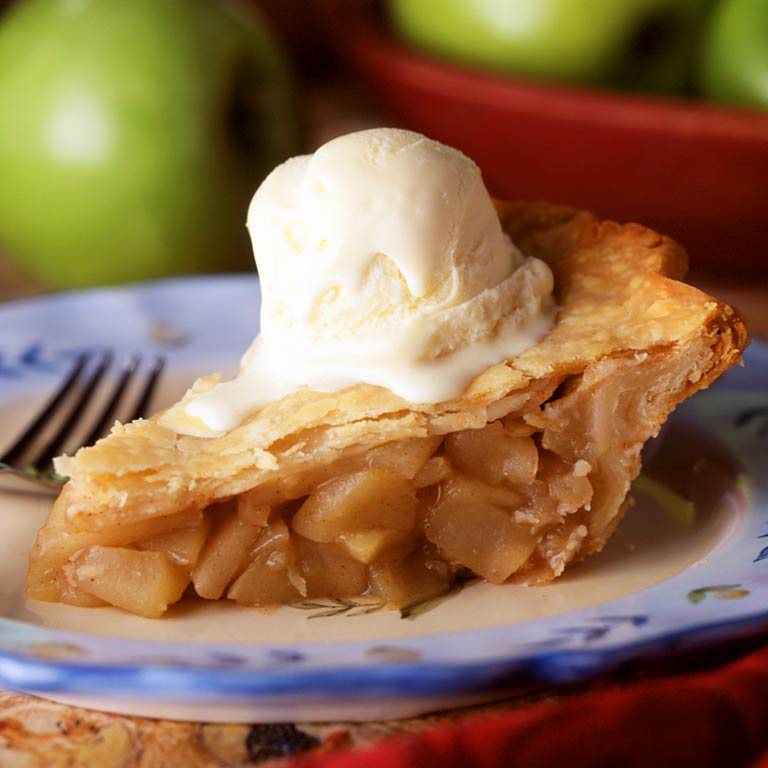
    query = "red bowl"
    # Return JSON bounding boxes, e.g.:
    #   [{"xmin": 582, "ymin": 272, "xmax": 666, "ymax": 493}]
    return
[{"xmin": 322, "ymin": 1, "xmax": 768, "ymax": 277}]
